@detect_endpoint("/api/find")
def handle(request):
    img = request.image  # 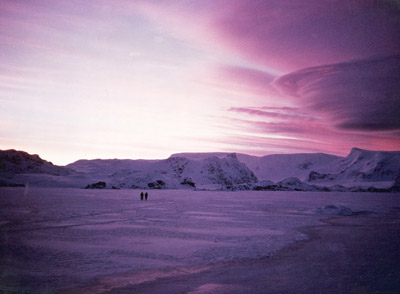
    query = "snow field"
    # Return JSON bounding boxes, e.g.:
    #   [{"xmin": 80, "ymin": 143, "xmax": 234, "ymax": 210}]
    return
[{"xmin": 0, "ymin": 188, "xmax": 399, "ymax": 293}]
